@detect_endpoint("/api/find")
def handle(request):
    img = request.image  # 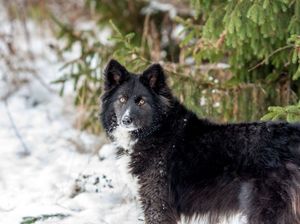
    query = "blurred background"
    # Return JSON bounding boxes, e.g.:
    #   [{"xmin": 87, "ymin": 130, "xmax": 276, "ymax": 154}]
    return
[
  {"xmin": 0, "ymin": 0, "xmax": 299, "ymax": 223},
  {"xmin": 2, "ymin": 0, "xmax": 300, "ymax": 134}
]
